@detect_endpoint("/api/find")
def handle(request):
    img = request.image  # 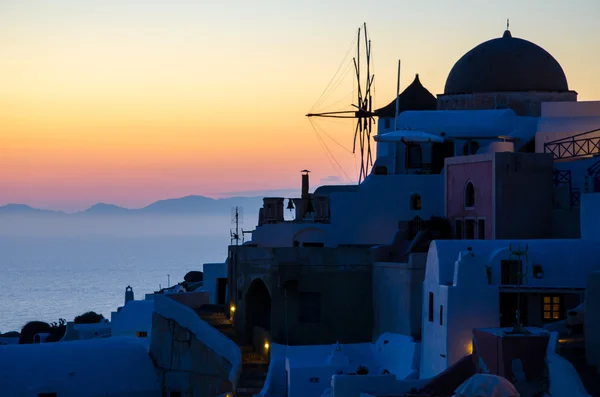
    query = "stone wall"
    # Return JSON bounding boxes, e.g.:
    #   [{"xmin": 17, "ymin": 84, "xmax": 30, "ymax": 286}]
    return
[
  {"xmin": 372, "ymin": 254, "xmax": 427, "ymax": 340},
  {"xmin": 229, "ymin": 246, "xmax": 373, "ymax": 346},
  {"xmin": 150, "ymin": 312, "xmax": 234, "ymax": 397},
  {"xmin": 437, "ymin": 91, "xmax": 577, "ymax": 116}
]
